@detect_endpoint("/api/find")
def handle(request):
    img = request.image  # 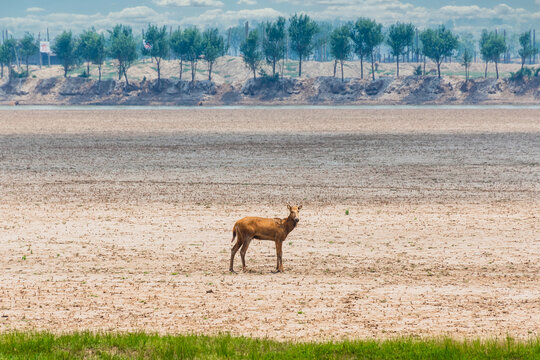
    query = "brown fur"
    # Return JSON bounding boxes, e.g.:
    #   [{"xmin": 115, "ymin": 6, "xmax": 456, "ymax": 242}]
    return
[{"xmin": 230, "ymin": 205, "xmax": 302, "ymax": 273}]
